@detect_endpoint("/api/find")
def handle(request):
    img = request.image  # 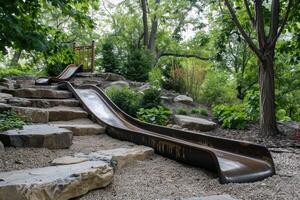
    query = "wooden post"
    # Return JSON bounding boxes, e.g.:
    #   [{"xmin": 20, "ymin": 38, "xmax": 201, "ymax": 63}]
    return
[{"xmin": 91, "ymin": 41, "xmax": 95, "ymax": 72}]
